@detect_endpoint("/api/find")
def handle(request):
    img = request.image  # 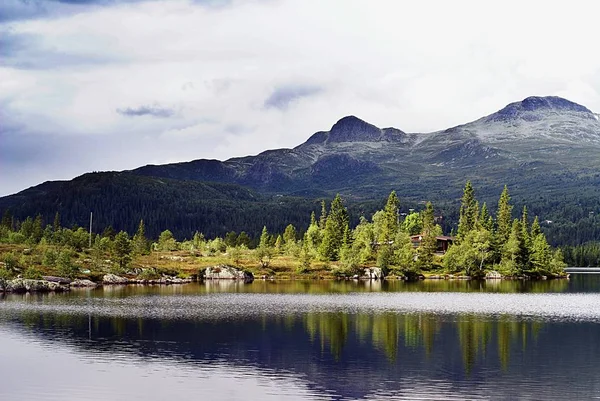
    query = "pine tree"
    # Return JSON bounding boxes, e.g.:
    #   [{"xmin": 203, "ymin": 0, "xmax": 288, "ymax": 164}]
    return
[
  {"xmin": 418, "ymin": 202, "xmax": 437, "ymax": 270},
  {"xmin": 479, "ymin": 202, "xmax": 494, "ymax": 231},
  {"xmin": 319, "ymin": 200, "xmax": 328, "ymax": 230},
  {"xmin": 496, "ymin": 185, "xmax": 513, "ymax": 246},
  {"xmin": 379, "ymin": 191, "xmax": 399, "ymax": 244},
  {"xmin": 318, "ymin": 194, "xmax": 349, "ymax": 261},
  {"xmin": 530, "ymin": 216, "xmax": 542, "ymax": 238},
  {"xmin": 283, "ymin": 224, "xmax": 297, "ymax": 244},
  {"xmin": 132, "ymin": 220, "xmax": 149, "ymax": 255},
  {"xmin": 113, "ymin": 231, "xmax": 132, "ymax": 271},
  {"xmin": 256, "ymin": 226, "xmax": 273, "ymax": 267},
  {"xmin": 458, "ymin": 181, "xmax": 478, "ymax": 237}
]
